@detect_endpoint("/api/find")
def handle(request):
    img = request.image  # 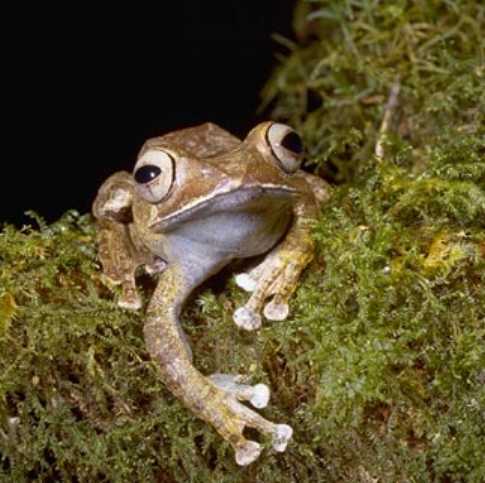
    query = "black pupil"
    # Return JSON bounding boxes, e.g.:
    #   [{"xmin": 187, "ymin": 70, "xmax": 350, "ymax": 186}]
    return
[
  {"xmin": 281, "ymin": 131, "xmax": 303, "ymax": 154},
  {"xmin": 134, "ymin": 165, "xmax": 162, "ymax": 184}
]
